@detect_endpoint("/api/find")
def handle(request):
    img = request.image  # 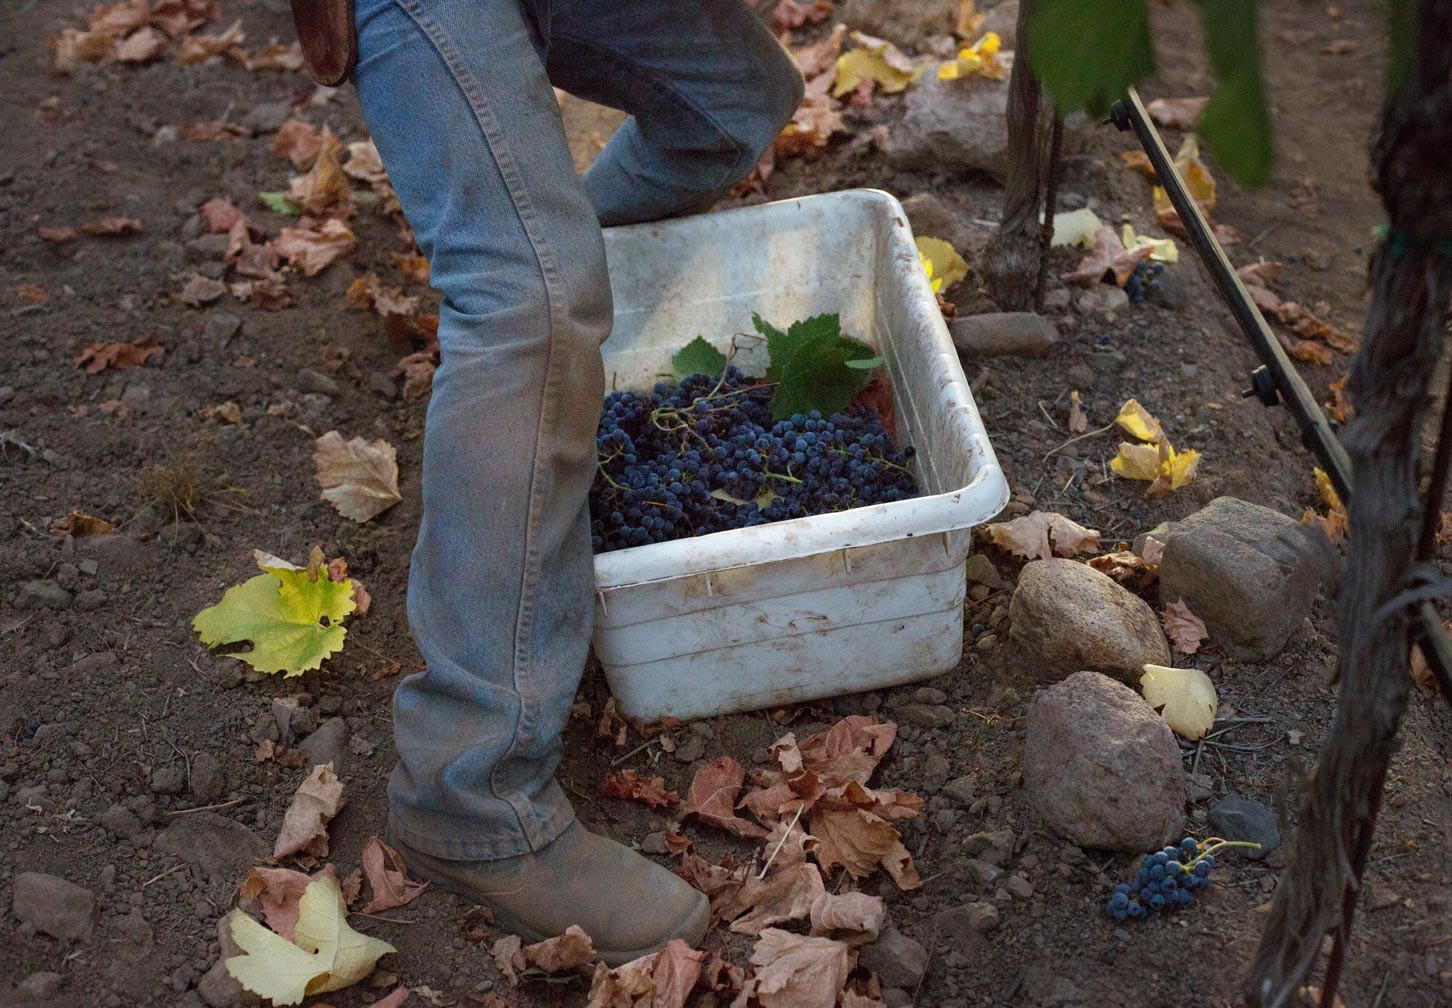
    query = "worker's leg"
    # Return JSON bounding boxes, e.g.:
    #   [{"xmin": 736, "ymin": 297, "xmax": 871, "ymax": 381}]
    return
[
  {"xmin": 544, "ymin": 0, "xmax": 804, "ymax": 226},
  {"xmin": 353, "ymin": 0, "xmax": 605, "ymax": 861}
]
